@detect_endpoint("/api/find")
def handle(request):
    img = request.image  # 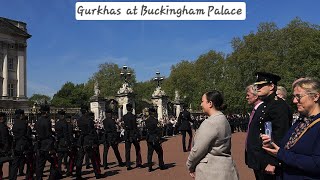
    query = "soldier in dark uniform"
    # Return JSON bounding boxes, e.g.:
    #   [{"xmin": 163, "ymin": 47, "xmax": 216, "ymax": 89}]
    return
[
  {"xmin": 65, "ymin": 115, "xmax": 77, "ymax": 177},
  {"xmin": 55, "ymin": 110, "xmax": 70, "ymax": 176},
  {"xmin": 75, "ymin": 107, "xmax": 102, "ymax": 179},
  {"xmin": 103, "ymin": 109, "xmax": 125, "ymax": 169},
  {"xmin": 122, "ymin": 103, "xmax": 143, "ymax": 170},
  {"xmin": 177, "ymin": 105, "xmax": 193, "ymax": 152},
  {"xmin": 253, "ymin": 72, "xmax": 292, "ymax": 180},
  {"xmin": 35, "ymin": 105, "xmax": 60, "ymax": 180},
  {"xmin": 0, "ymin": 112, "xmax": 12, "ymax": 179},
  {"xmin": 9, "ymin": 109, "xmax": 34, "ymax": 180},
  {"xmin": 145, "ymin": 107, "xmax": 167, "ymax": 172}
]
